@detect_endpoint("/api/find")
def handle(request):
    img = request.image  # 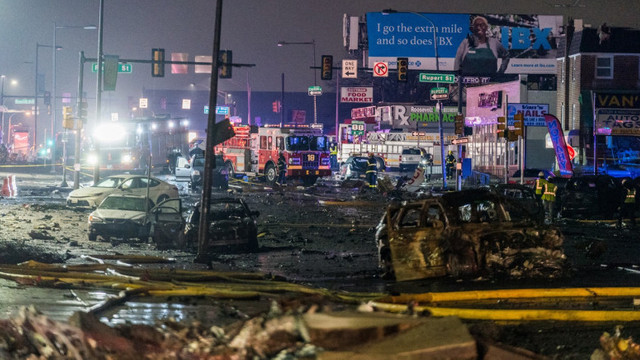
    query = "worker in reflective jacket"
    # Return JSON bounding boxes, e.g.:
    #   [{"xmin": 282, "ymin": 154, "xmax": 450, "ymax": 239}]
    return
[
  {"xmin": 329, "ymin": 143, "xmax": 338, "ymax": 170},
  {"xmin": 534, "ymin": 172, "xmax": 548, "ymax": 201},
  {"xmin": 277, "ymin": 152, "xmax": 287, "ymax": 186},
  {"xmin": 617, "ymin": 179, "xmax": 637, "ymax": 230},
  {"xmin": 366, "ymin": 153, "xmax": 378, "ymax": 189},
  {"xmin": 445, "ymin": 151, "xmax": 456, "ymax": 179},
  {"xmin": 541, "ymin": 181, "xmax": 557, "ymax": 224}
]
